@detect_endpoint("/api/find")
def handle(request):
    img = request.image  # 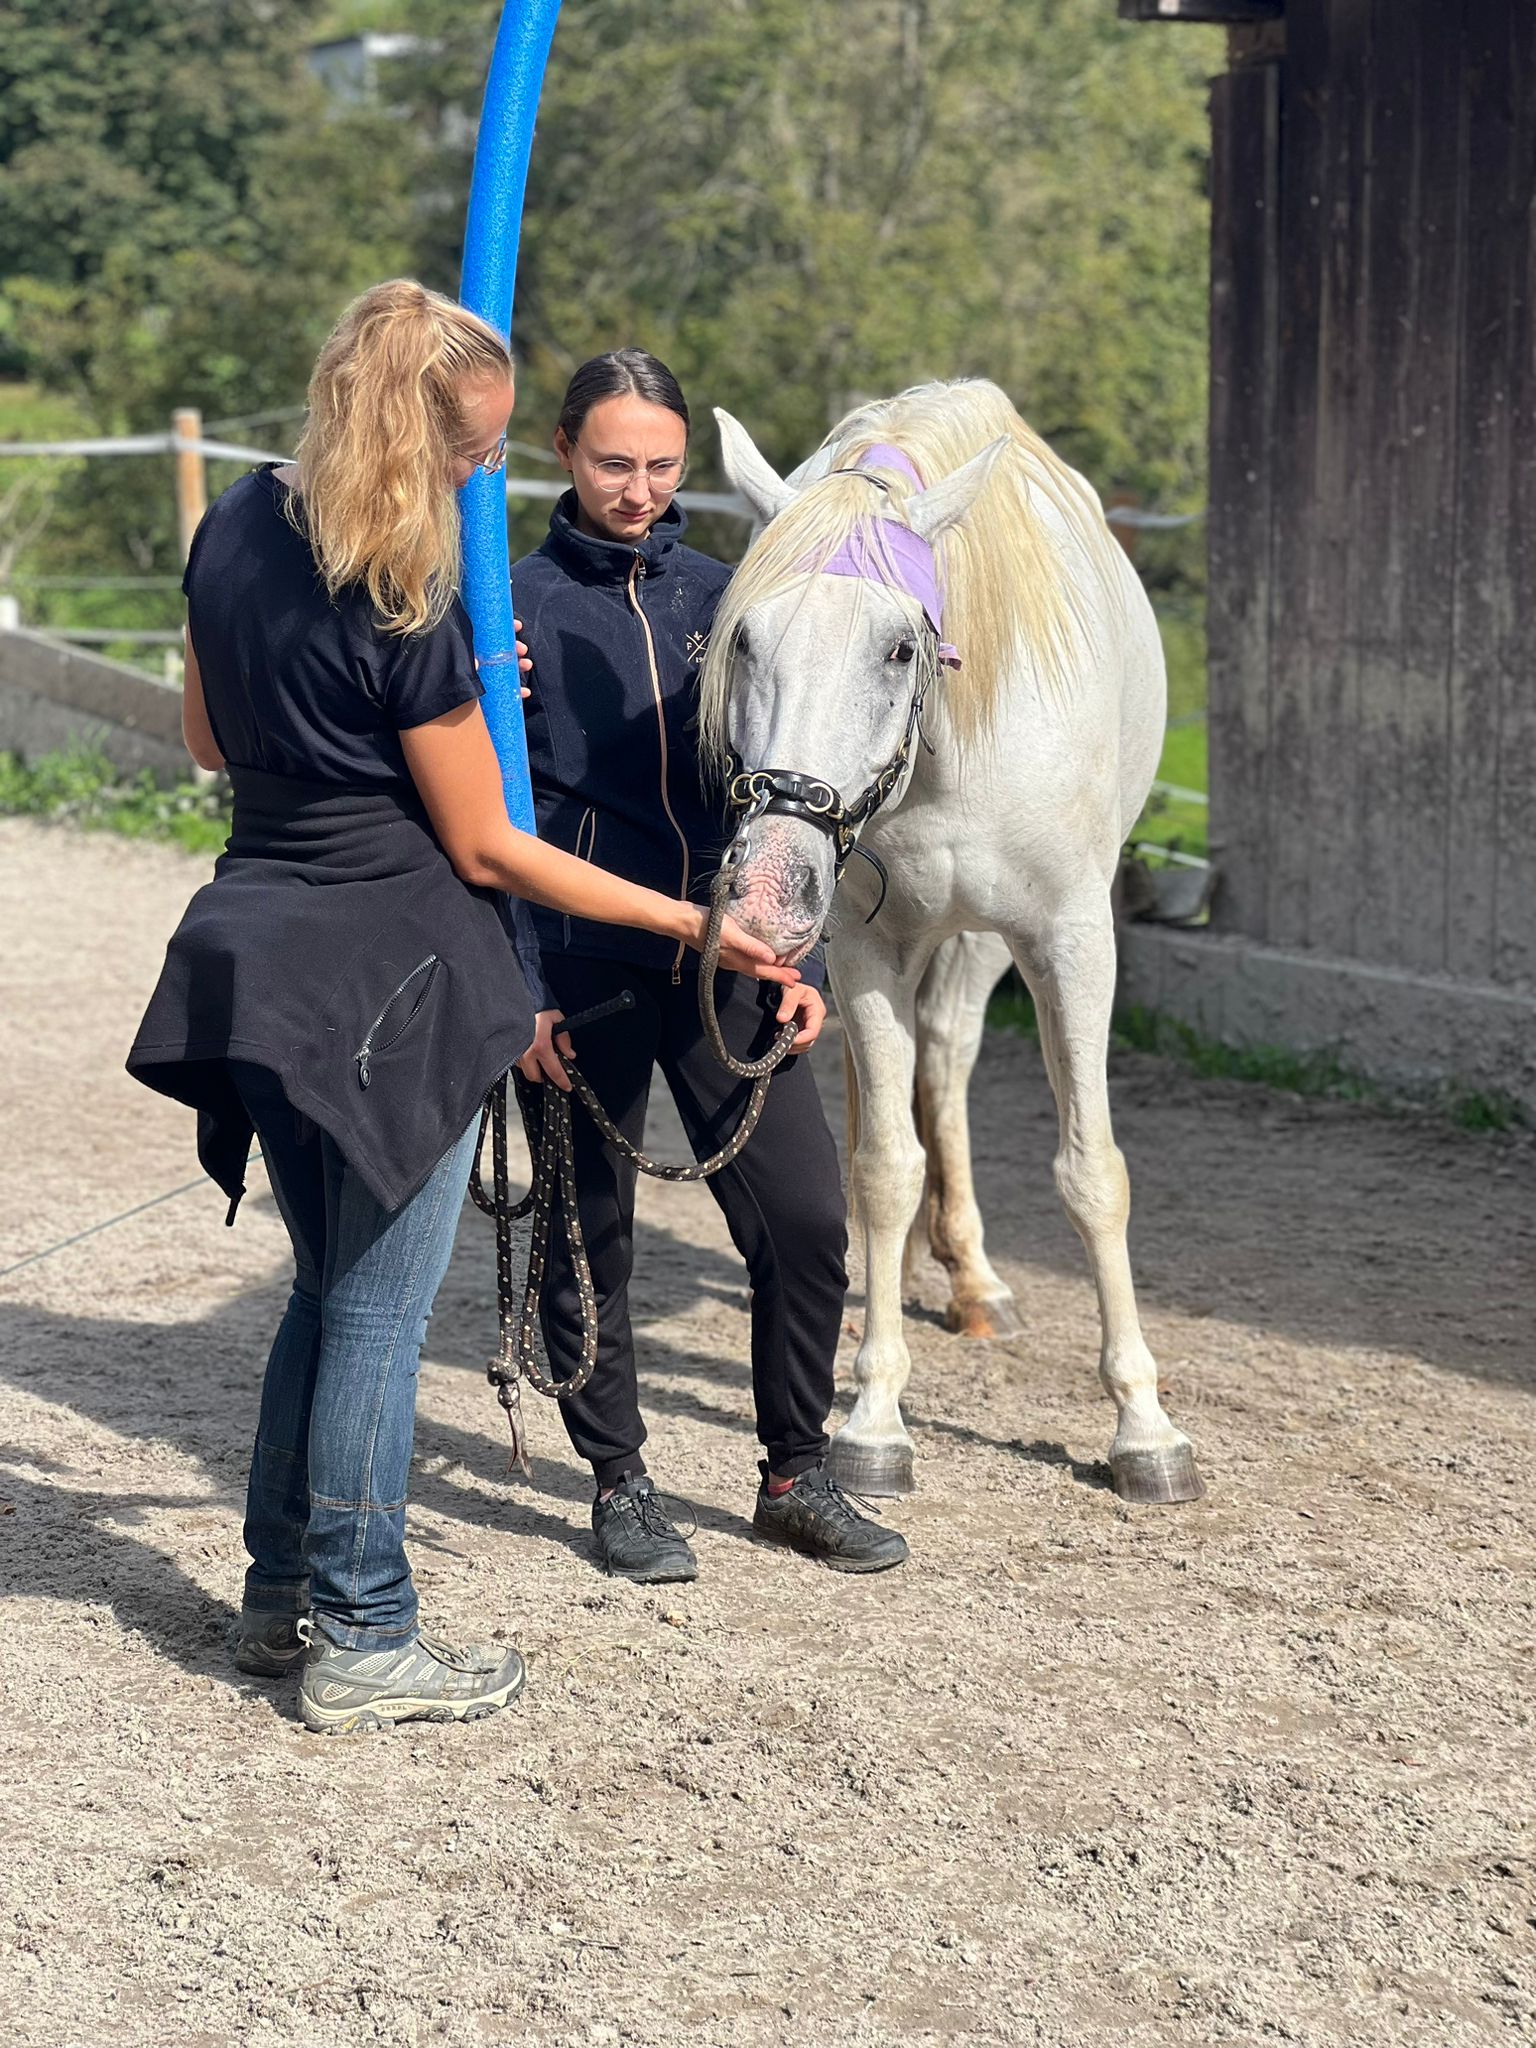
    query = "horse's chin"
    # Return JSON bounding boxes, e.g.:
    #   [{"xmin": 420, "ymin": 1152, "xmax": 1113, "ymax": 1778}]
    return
[{"xmin": 730, "ymin": 907, "xmax": 825, "ymax": 967}]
